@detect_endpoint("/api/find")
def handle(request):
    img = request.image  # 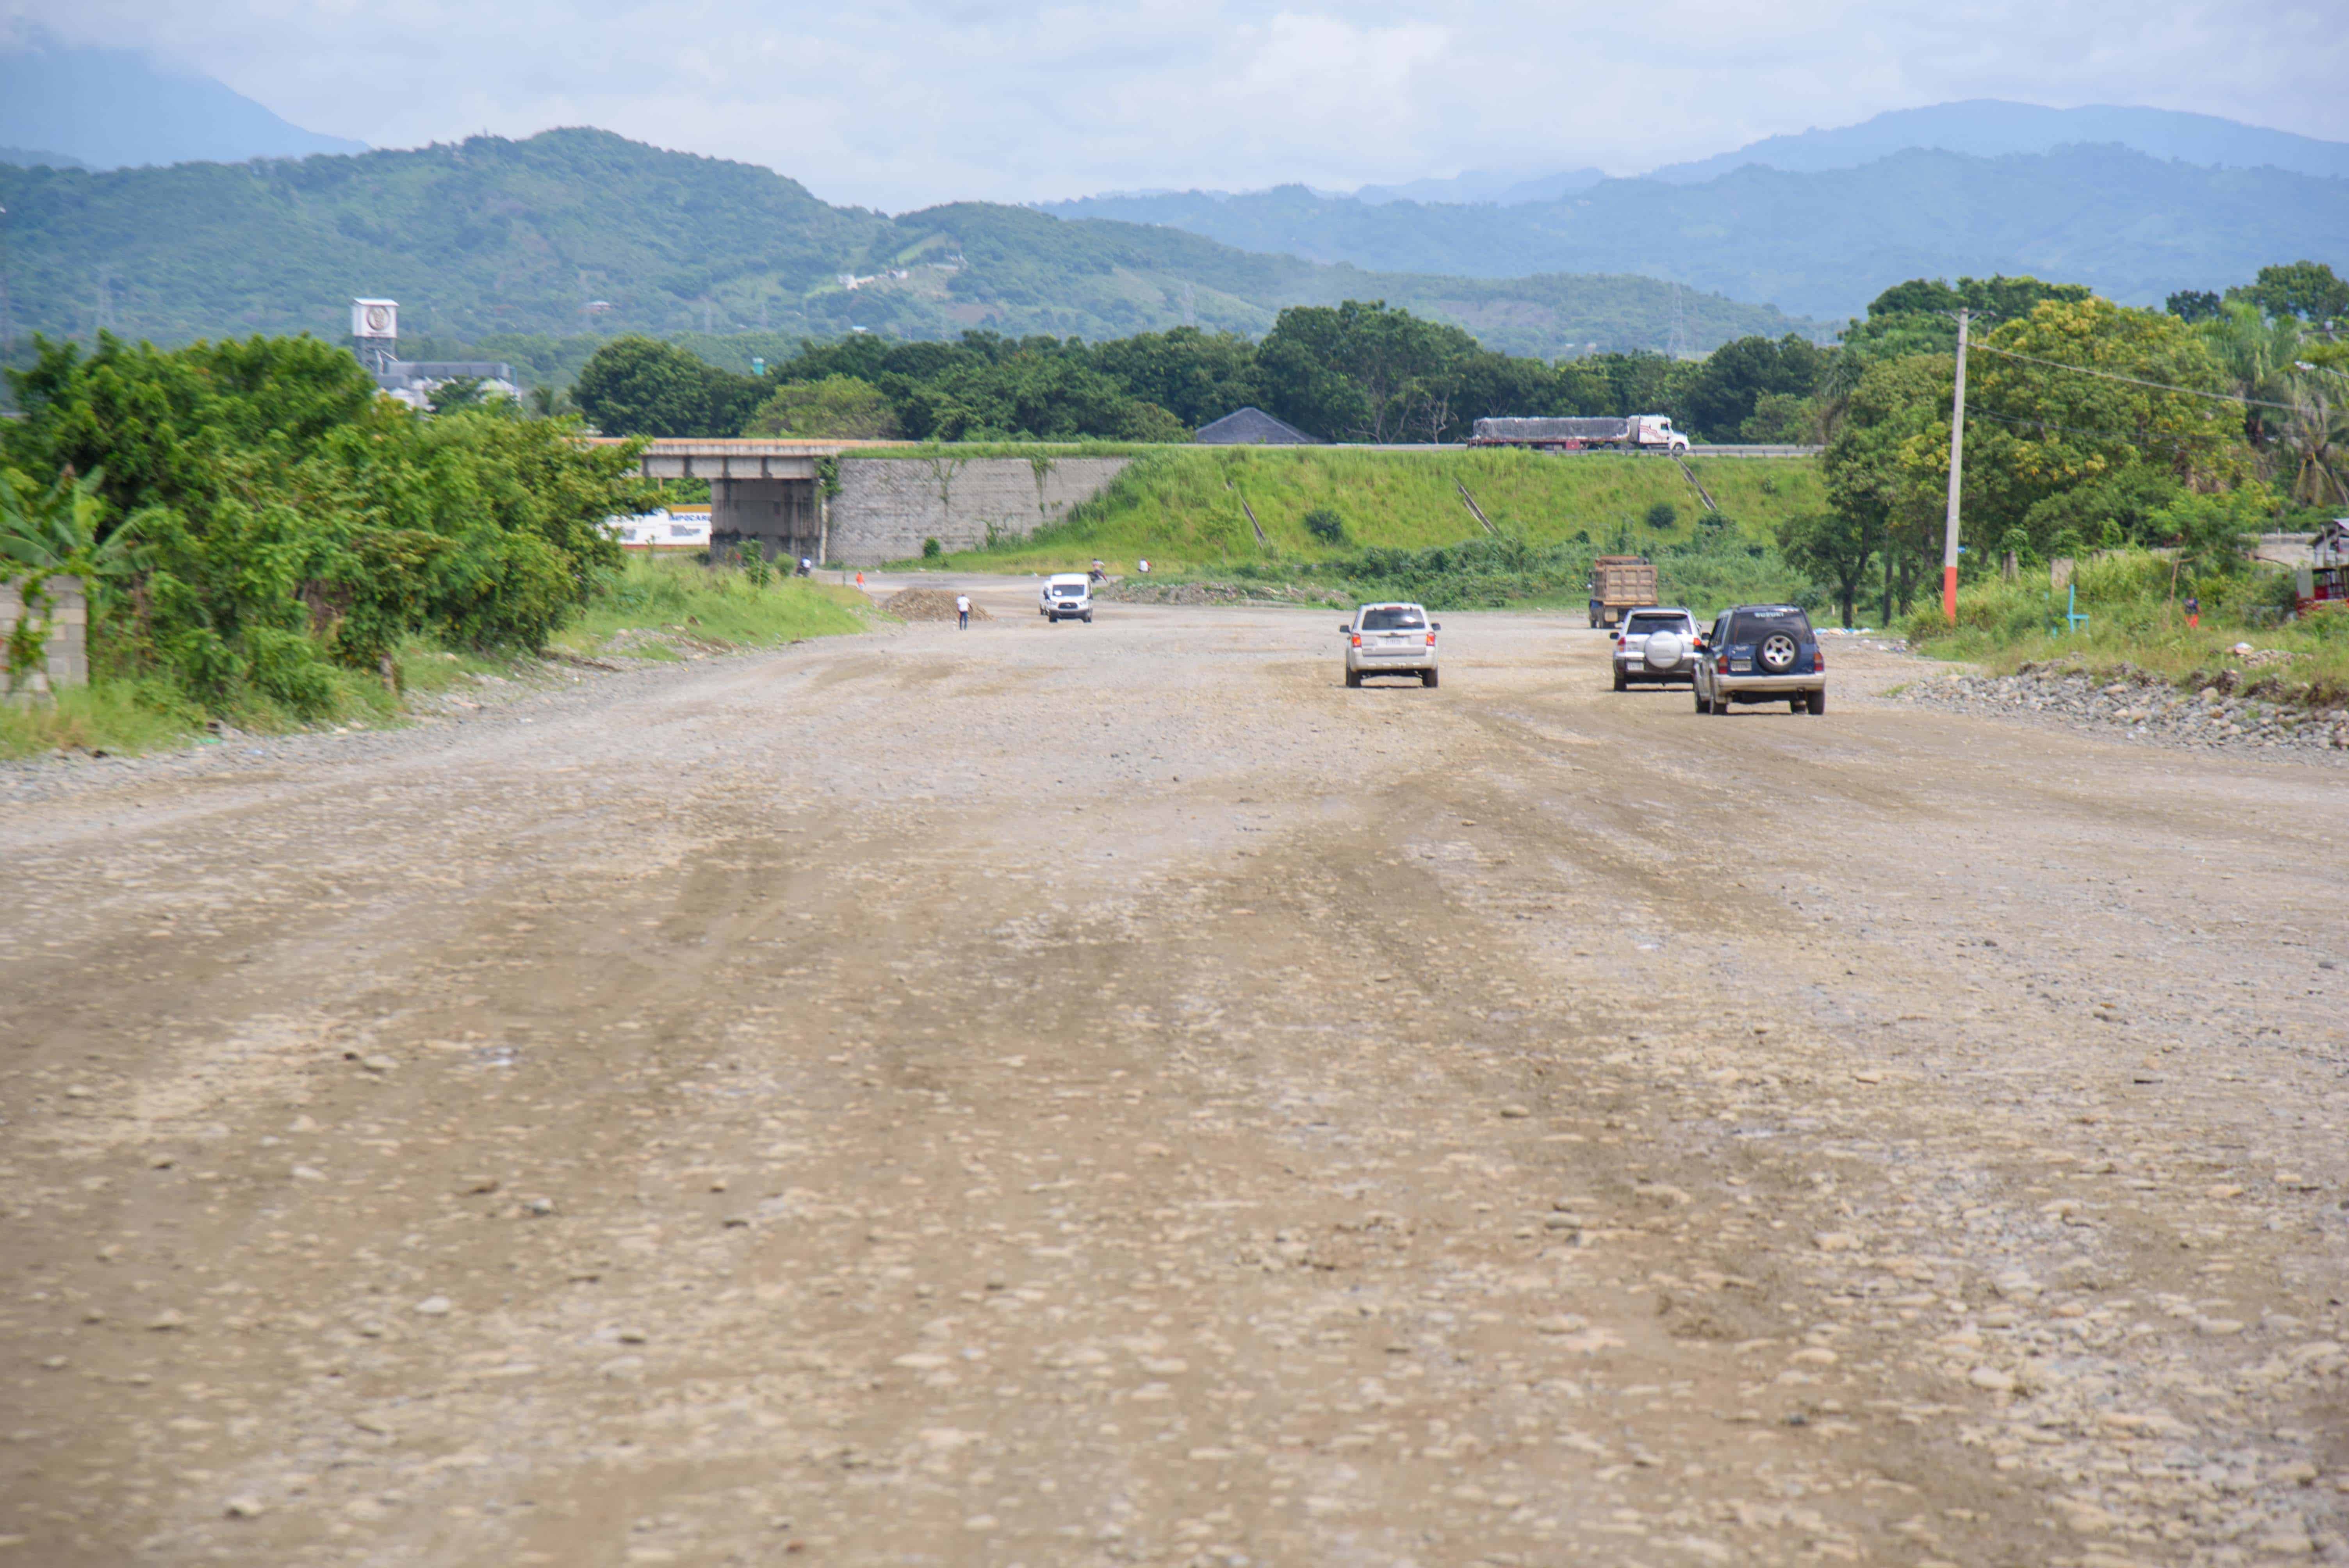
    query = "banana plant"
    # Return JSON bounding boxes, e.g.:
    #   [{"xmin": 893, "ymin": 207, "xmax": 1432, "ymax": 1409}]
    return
[{"xmin": 0, "ymin": 467, "xmax": 140, "ymax": 584}]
